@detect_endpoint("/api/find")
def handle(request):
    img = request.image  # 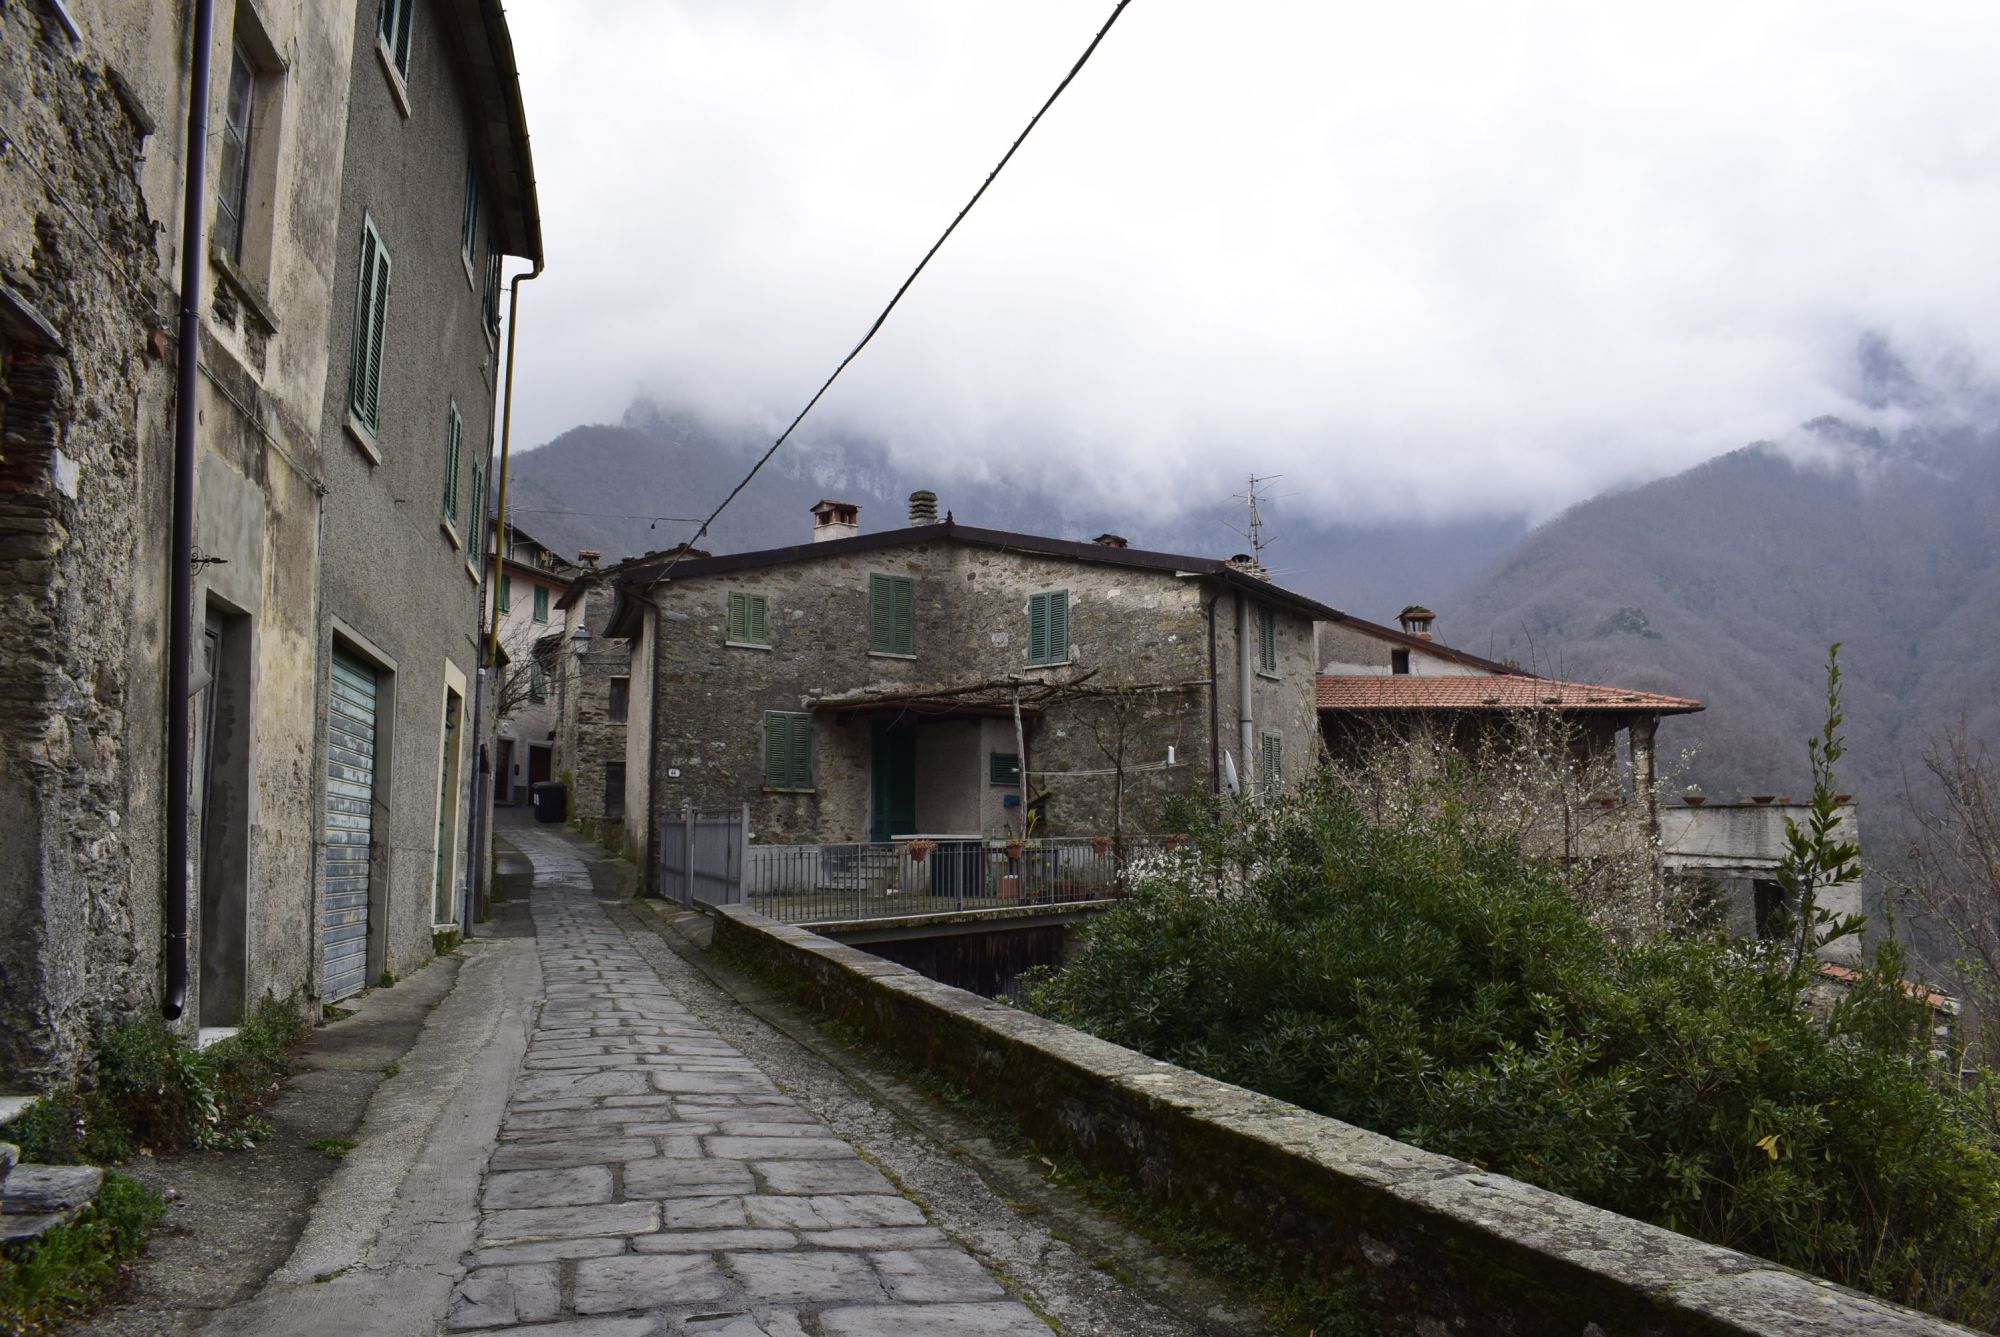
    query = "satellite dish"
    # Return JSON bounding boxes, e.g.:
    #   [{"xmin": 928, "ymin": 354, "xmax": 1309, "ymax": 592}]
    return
[{"xmin": 1222, "ymin": 750, "xmax": 1240, "ymax": 794}]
